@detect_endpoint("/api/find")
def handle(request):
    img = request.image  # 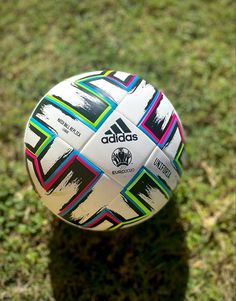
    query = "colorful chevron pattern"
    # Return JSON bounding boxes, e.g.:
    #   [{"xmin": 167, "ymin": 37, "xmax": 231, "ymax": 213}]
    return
[{"xmin": 24, "ymin": 70, "xmax": 185, "ymax": 231}]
